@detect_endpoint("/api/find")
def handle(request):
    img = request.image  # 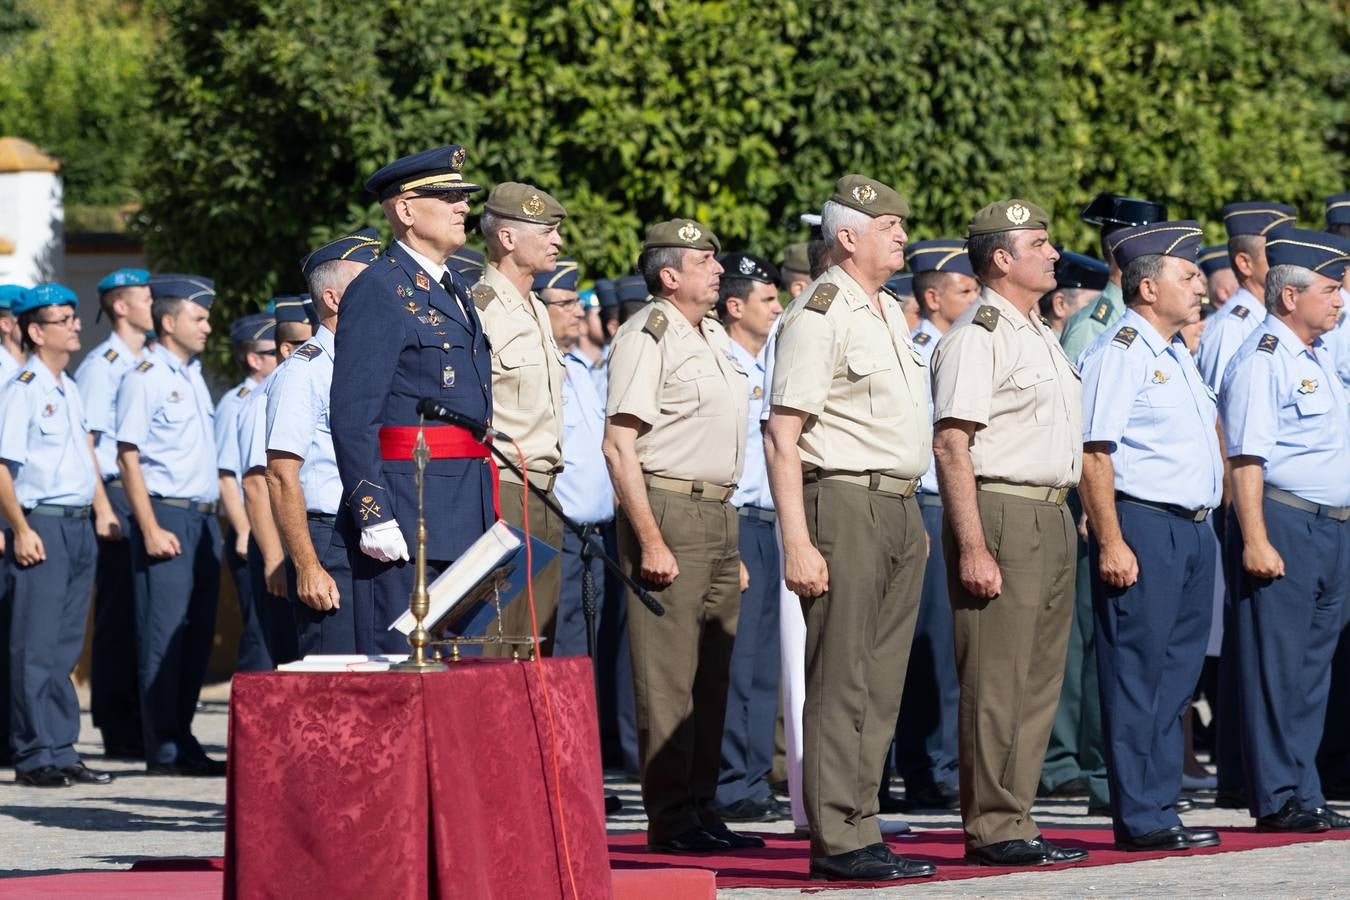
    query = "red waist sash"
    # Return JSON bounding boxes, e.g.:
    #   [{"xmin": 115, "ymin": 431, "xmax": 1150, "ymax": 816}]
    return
[{"xmin": 378, "ymin": 425, "xmax": 500, "ymax": 519}]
